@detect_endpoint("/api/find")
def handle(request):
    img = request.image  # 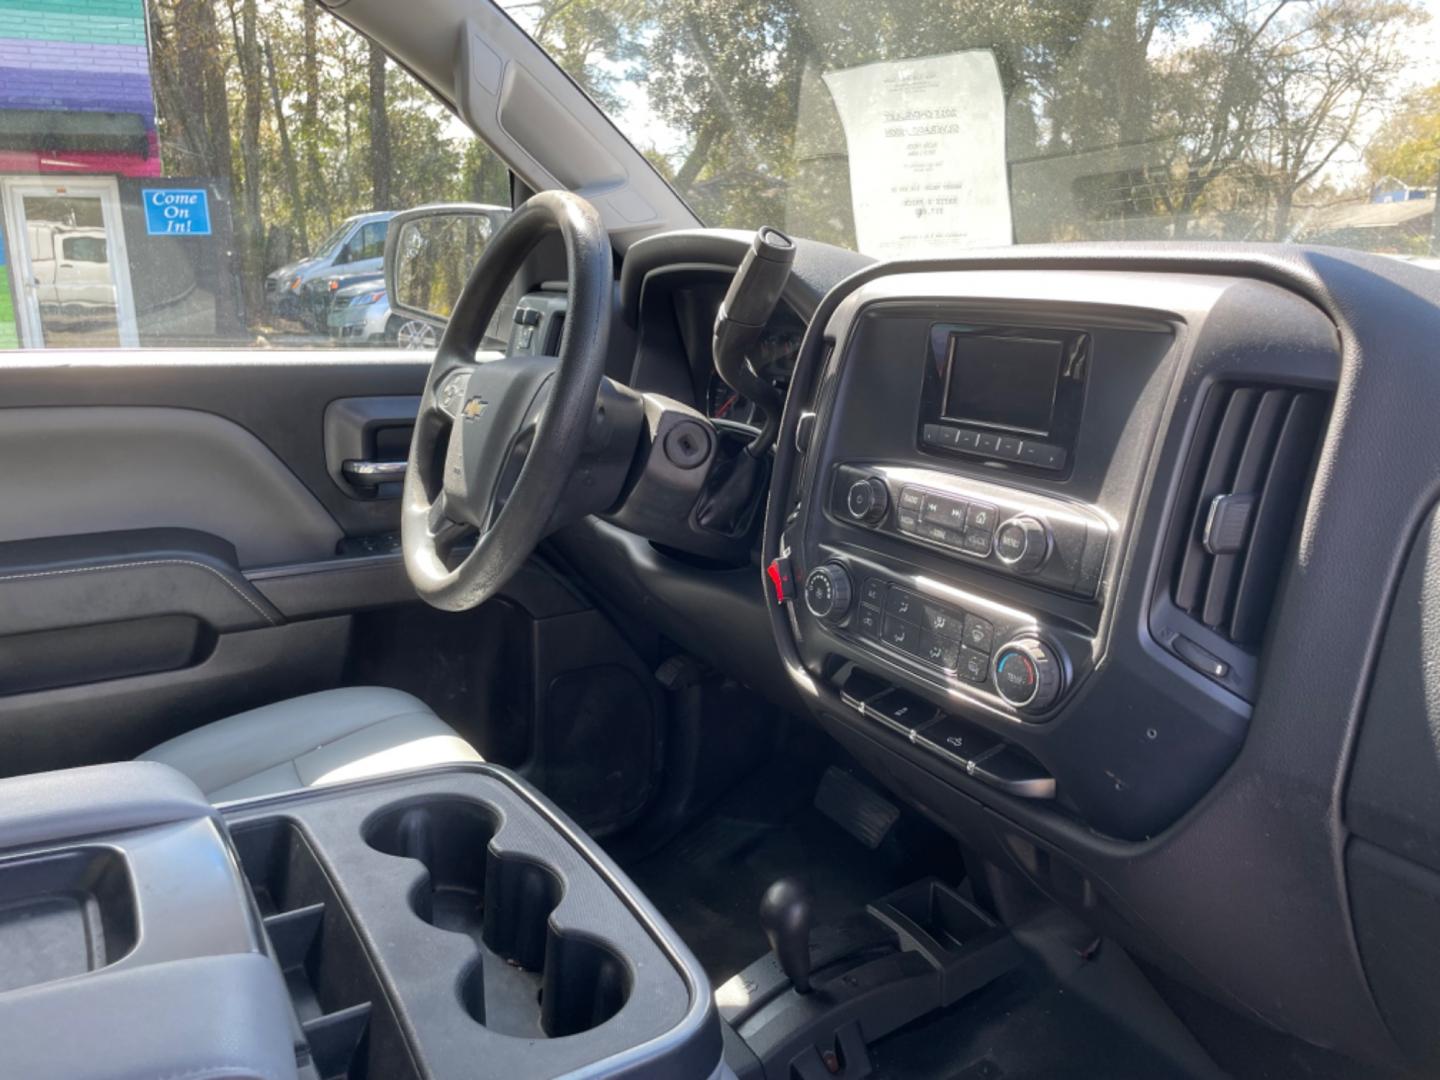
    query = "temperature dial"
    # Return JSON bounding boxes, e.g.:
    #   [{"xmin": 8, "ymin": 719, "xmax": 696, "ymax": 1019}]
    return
[
  {"xmin": 993, "ymin": 637, "xmax": 1063, "ymax": 712},
  {"xmin": 803, "ymin": 563, "xmax": 853, "ymax": 621}
]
